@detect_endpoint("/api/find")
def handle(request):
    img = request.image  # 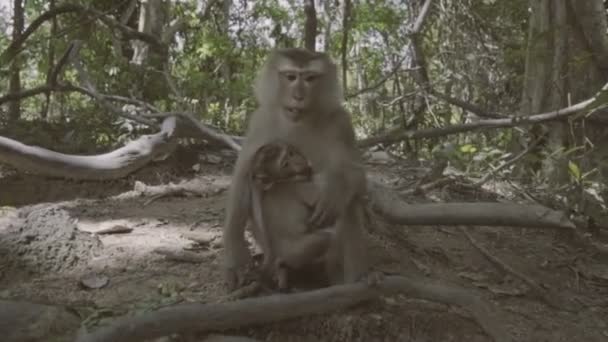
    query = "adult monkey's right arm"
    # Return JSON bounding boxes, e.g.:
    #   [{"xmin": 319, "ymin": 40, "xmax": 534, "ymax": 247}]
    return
[
  {"xmin": 222, "ymin": 144, "xmax": 254, "ymax": 290},
  {"xmin": 222, "ymin": 119, "xmax": 271, "ymax": 290}
]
